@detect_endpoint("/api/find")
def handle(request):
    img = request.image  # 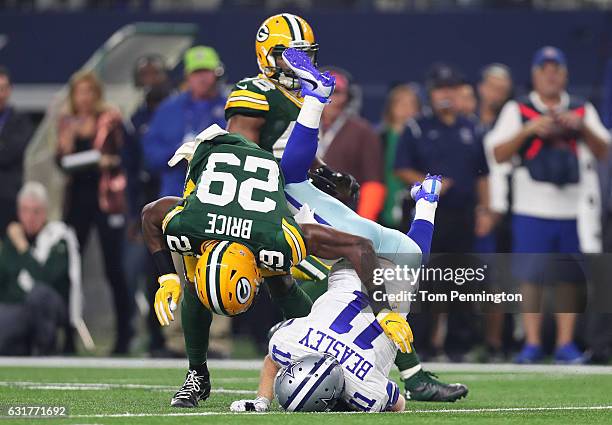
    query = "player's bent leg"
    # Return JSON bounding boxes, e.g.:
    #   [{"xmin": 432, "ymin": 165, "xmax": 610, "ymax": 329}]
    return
[
  {"xmin": 171, "ymin": 289, "xmax": 212, "ymax": 408},
  {"xmin": 395, "ymin": 174, "xmax": 468, "ymax": 402},
  {"xmin": 286, "ymin": 180, "xmax": 385, "ymax": 249}
]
